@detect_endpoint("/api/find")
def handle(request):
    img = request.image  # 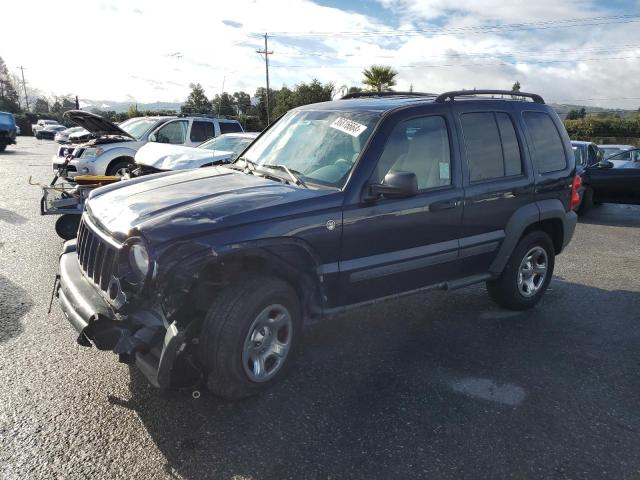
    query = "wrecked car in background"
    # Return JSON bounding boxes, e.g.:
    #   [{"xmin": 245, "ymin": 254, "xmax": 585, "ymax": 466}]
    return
[
  {"xmin": 53, "ymin": 111, "xmax": 244, "ymax": 178},
  {"xmin": 133, "ymin": 132, "xmax": 258, "ymax": 174}
]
